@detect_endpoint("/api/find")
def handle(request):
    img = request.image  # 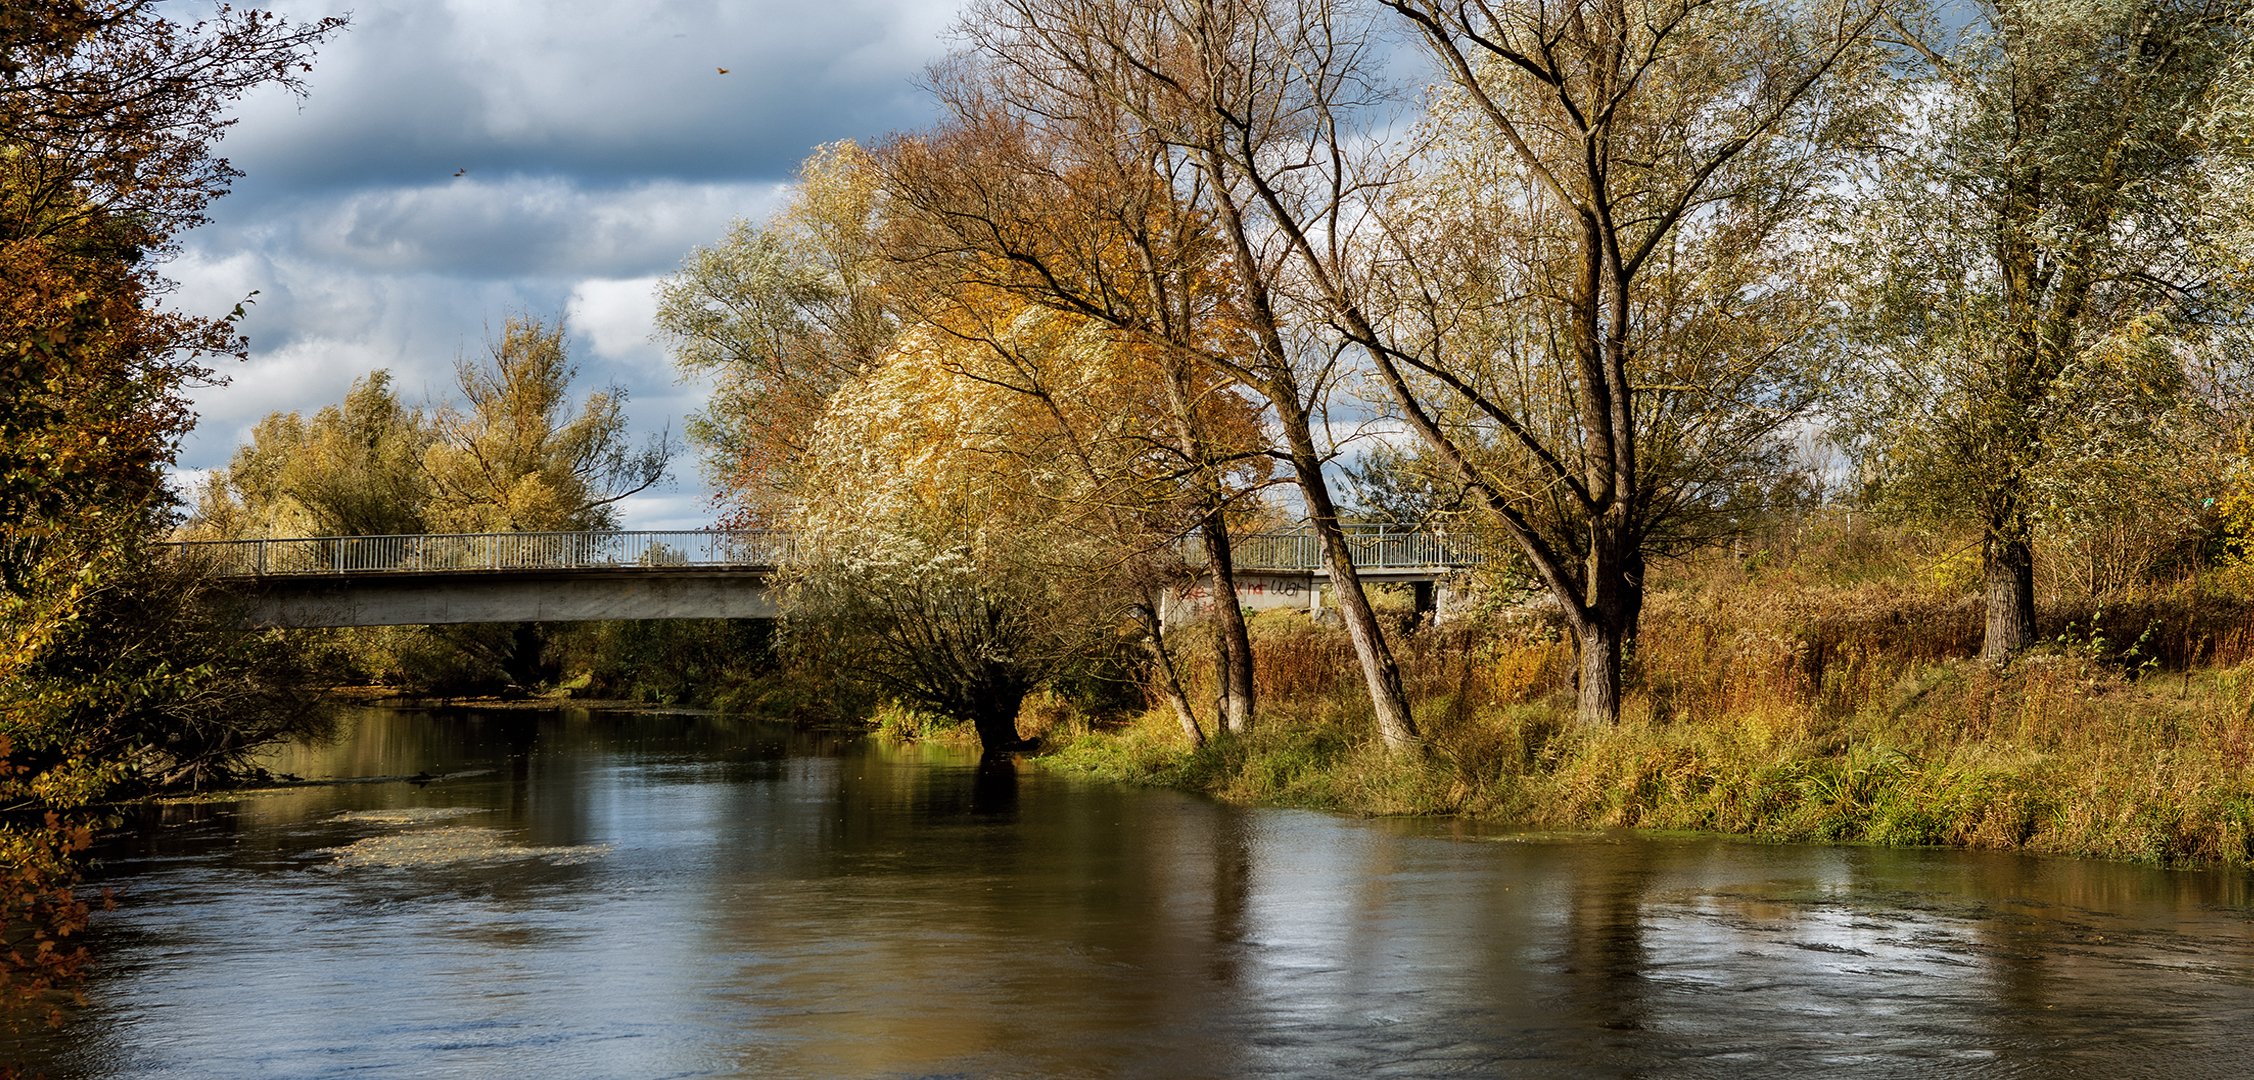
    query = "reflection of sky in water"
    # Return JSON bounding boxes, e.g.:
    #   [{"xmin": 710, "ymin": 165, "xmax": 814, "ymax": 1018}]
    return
[{"xmin": 9, "ymin": 707, "xmax": 2253, "ymax": 1078}]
